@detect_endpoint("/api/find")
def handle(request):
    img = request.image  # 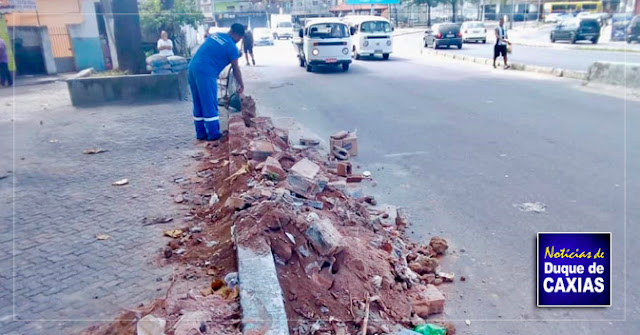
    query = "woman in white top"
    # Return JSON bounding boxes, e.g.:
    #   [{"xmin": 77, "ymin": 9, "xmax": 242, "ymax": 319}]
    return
[{"xmin": 157, "ymin": 31, "xmax": 174, "ymax": 57}]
